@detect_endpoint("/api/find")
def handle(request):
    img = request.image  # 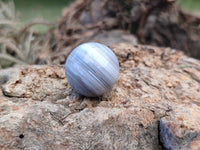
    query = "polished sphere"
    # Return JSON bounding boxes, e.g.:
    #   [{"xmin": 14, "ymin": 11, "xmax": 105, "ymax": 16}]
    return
[{"xmin": 65, "ymin": 42, "xmax": 119, "ymax": 97}]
